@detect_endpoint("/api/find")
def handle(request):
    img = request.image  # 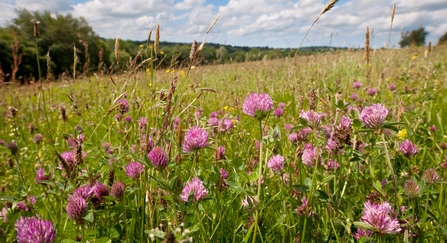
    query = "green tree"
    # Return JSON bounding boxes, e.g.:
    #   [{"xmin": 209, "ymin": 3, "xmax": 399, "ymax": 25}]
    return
[
  {"xmin": 9, "ymin": 9, "xmax": 110, "ymax": 80},
  {"xmin": 399, "ymin": 27, "xmax": 428, "ymax": 48},
  {"xmin": 438, "ymin": 31, "xmax": 447, "ymax": 45}
]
